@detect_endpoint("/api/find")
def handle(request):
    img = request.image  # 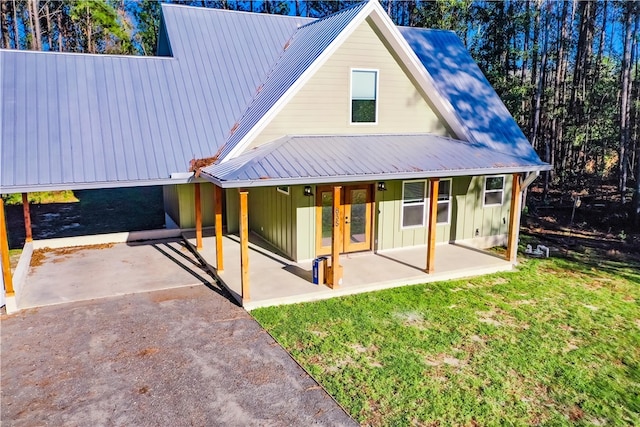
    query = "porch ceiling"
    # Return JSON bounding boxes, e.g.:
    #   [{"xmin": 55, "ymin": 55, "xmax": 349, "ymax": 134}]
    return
[{"xmin": 200, "ymin": 134, "xmax": 551, "ymax": 188}]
